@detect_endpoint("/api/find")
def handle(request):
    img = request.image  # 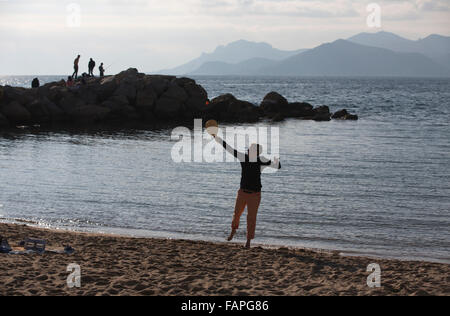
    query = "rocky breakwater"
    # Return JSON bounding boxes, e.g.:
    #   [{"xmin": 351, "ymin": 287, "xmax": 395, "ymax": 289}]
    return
[
  {"xmin": 259, "ymin": 92, "xmax": 358, "ymax": 122},
  {"xmin": 0, "ymin": 68, "xmax": 208, "ymax": 129},
  {"xmin": 0, "ymin": 68, "xmax": 357, "ymax": 130}
]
